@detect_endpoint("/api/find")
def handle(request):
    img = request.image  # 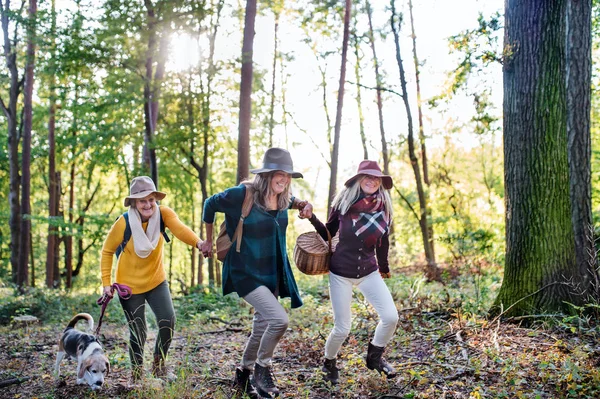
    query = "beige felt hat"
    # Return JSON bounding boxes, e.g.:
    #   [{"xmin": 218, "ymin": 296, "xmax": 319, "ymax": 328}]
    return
[{"xmin": 123, "ymin": 176, "xmax": 166, "ymax": 207}]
